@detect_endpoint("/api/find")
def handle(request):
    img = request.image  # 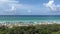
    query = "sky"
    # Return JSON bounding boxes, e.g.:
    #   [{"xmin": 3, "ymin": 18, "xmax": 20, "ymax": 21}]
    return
[{"xmin": 0, "ymin": 0, "xmax": 60, "ymax": 15}]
